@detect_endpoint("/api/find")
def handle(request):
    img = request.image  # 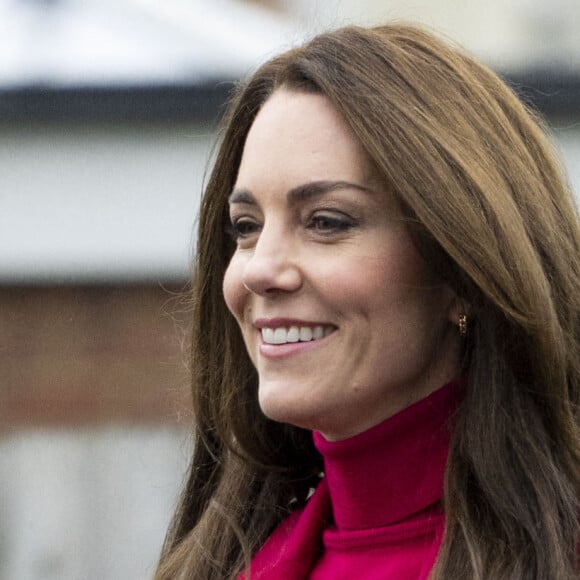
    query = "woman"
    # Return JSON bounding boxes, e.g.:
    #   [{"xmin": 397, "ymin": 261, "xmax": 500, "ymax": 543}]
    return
[{"xmin": 156, "ymin": 24, "xmax": 580, "ymax": 579}]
